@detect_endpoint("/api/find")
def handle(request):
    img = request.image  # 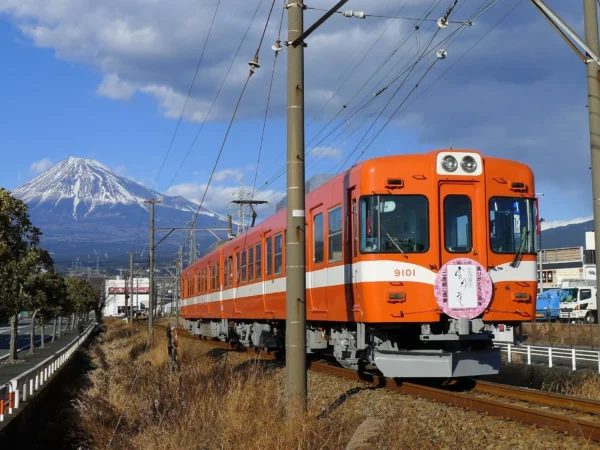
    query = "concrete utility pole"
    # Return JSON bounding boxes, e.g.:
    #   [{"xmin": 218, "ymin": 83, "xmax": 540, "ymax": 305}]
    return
[
  {"xmin": 284, "ymin": 0, "xmax": 350, "ymax": 416},
  {"xmin": 129, "ymin": 251, "xmax": 135, "ymax": 323},
  {"xmin": 583, "ymin": 0, "xmax": 600, "ymax": 339},
  {"xmin": 145, "ymin": 199, "xmax": 160, "ymax": 333},
  {"xmin": 176, "ymin": 246, "xmax": 183, "ymax": 327},
  {"xmin": 530, "ymin": 0, "xmax": 600, "ymax": 333}
]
